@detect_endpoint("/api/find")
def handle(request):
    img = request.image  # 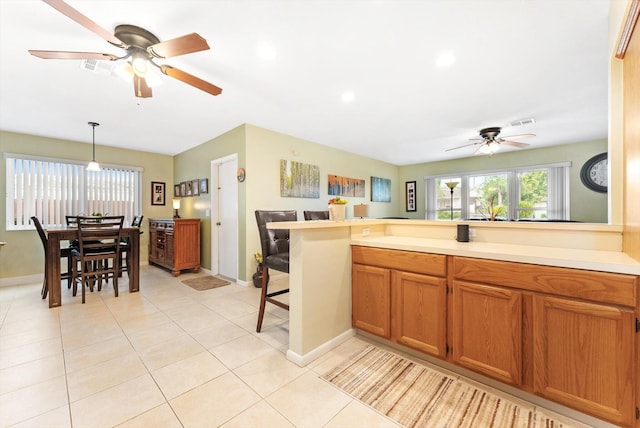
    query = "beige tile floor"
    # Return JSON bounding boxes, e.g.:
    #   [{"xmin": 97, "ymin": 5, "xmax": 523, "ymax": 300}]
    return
[
  {"xmin": 0, "ymin": 267, "xmax": 398, "ymax": 428},
  {"xmin": 0, "ymin": 266, "xmax": 604, "ymax": 427}
]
